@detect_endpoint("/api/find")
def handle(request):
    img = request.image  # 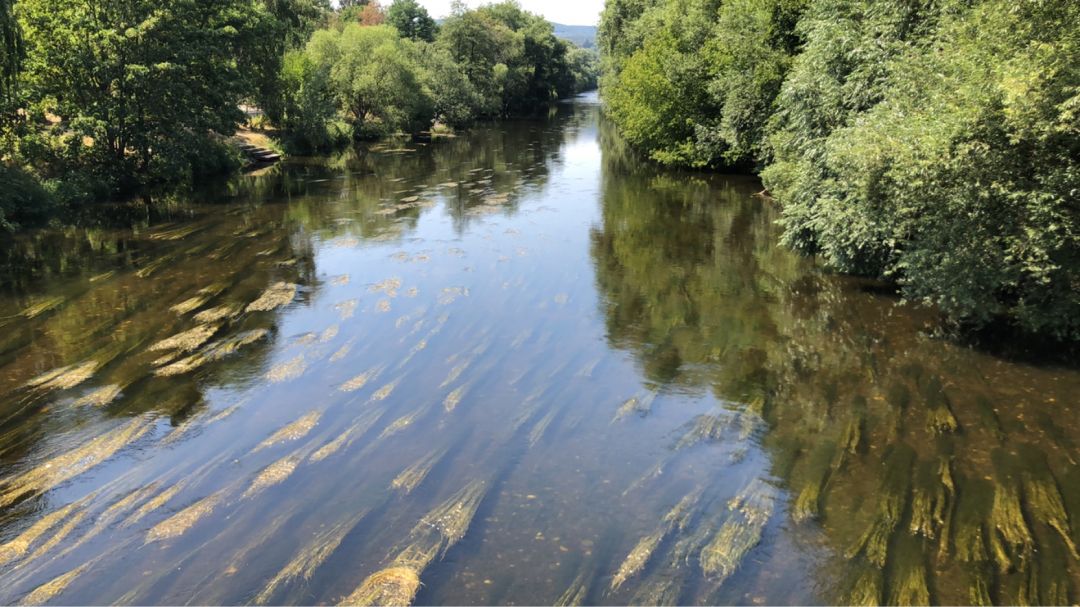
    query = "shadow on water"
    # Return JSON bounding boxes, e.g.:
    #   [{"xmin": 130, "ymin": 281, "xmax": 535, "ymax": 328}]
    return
[{"xmin": 0, "ymin": 92, "xmax": 1075, "ymax": 605}]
